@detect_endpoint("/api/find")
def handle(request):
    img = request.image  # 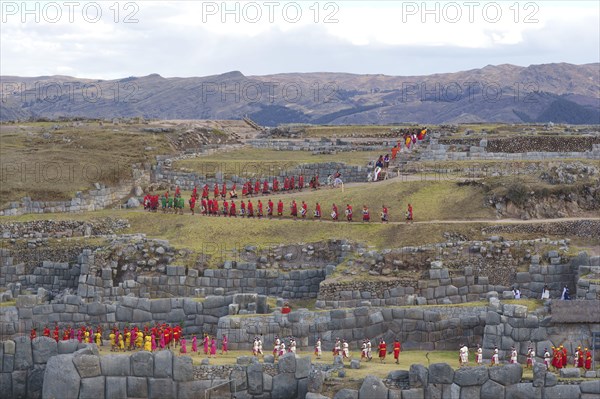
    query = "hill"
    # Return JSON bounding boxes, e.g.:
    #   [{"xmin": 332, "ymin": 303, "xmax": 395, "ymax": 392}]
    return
[{"xmin": 1, "ymin": 63, "xmax": 598, "ymax": 125}]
